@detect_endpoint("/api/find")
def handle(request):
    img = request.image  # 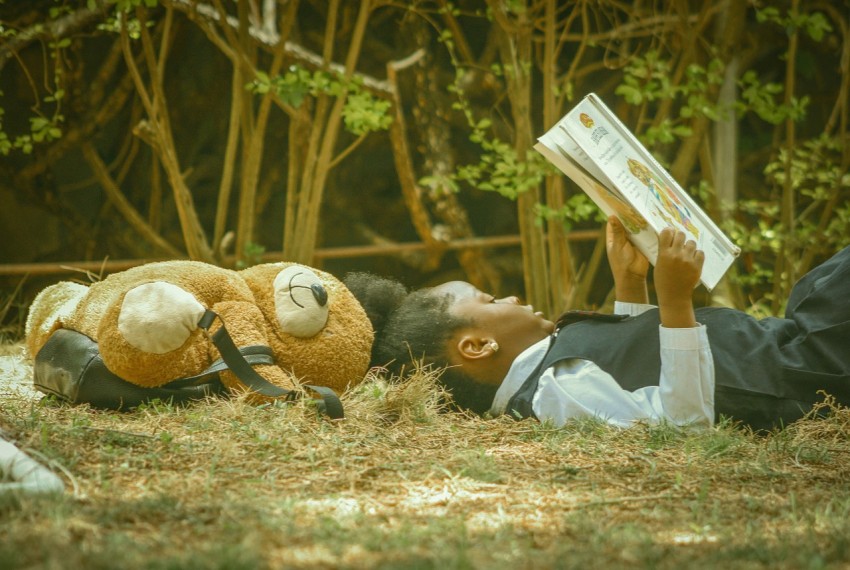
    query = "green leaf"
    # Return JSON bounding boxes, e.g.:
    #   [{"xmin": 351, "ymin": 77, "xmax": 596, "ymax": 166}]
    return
[
  {"xmin": 672, "ymin": 125, "xmax": 693, "ymax": 138},
  {"xmin": 30, "ymin": 117, "xmax": 49, "ymax": 131},
  {"xmin": 805, "ymin": 12, "xmax": 832, "ymax": 41},
  {"xmin": 615, "ymin": 84, "xmax": 642, "ymax": 105}
]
